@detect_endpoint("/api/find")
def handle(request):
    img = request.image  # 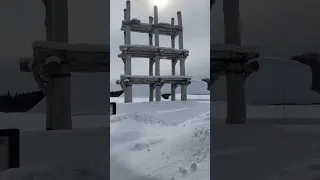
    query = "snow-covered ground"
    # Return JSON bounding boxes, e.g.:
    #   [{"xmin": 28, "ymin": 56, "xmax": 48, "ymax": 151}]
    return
[
  {"xmin": 0, "ymin": 94, "xmax": 210, "ymax": 180},
  {"xmin": 211, "ymin": 125, "xmax": 320, "ymax": 180},
  {"xmin": 110, "ymin": 95, "xmax": 210, "ymax": 180},
  {"xmin": 2, "ymin": 94, "xmax": 320, "ymax": 180},
  {"xmin": 211, "ymin": 101, "xmax": 320, "ymax": 124}
]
